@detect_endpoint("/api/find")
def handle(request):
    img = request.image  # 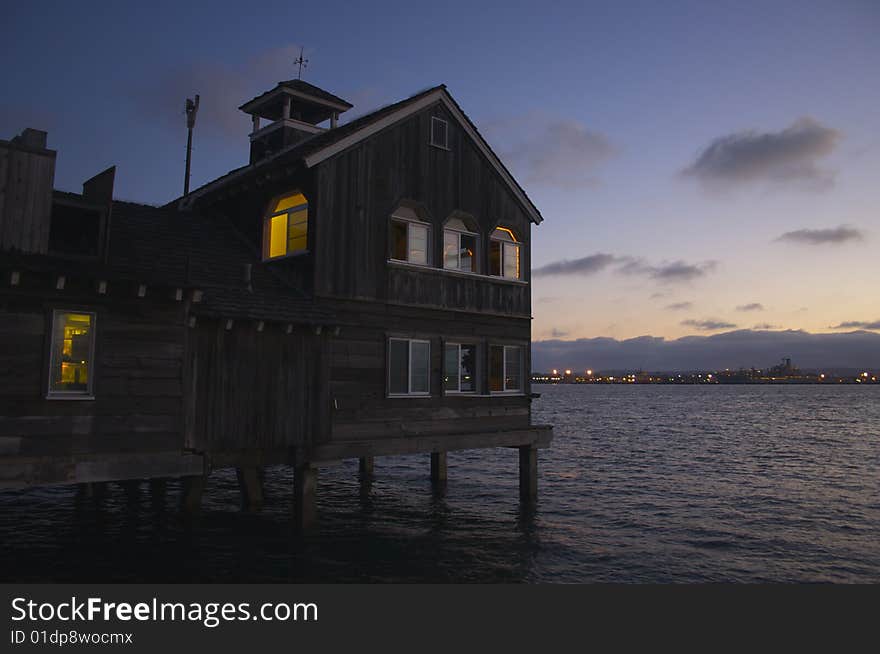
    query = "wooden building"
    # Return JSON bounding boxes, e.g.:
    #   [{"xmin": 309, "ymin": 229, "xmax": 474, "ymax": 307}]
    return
[{"xmin": 0, "ymin": 81, "xmax": 553, "ymax": 526}]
